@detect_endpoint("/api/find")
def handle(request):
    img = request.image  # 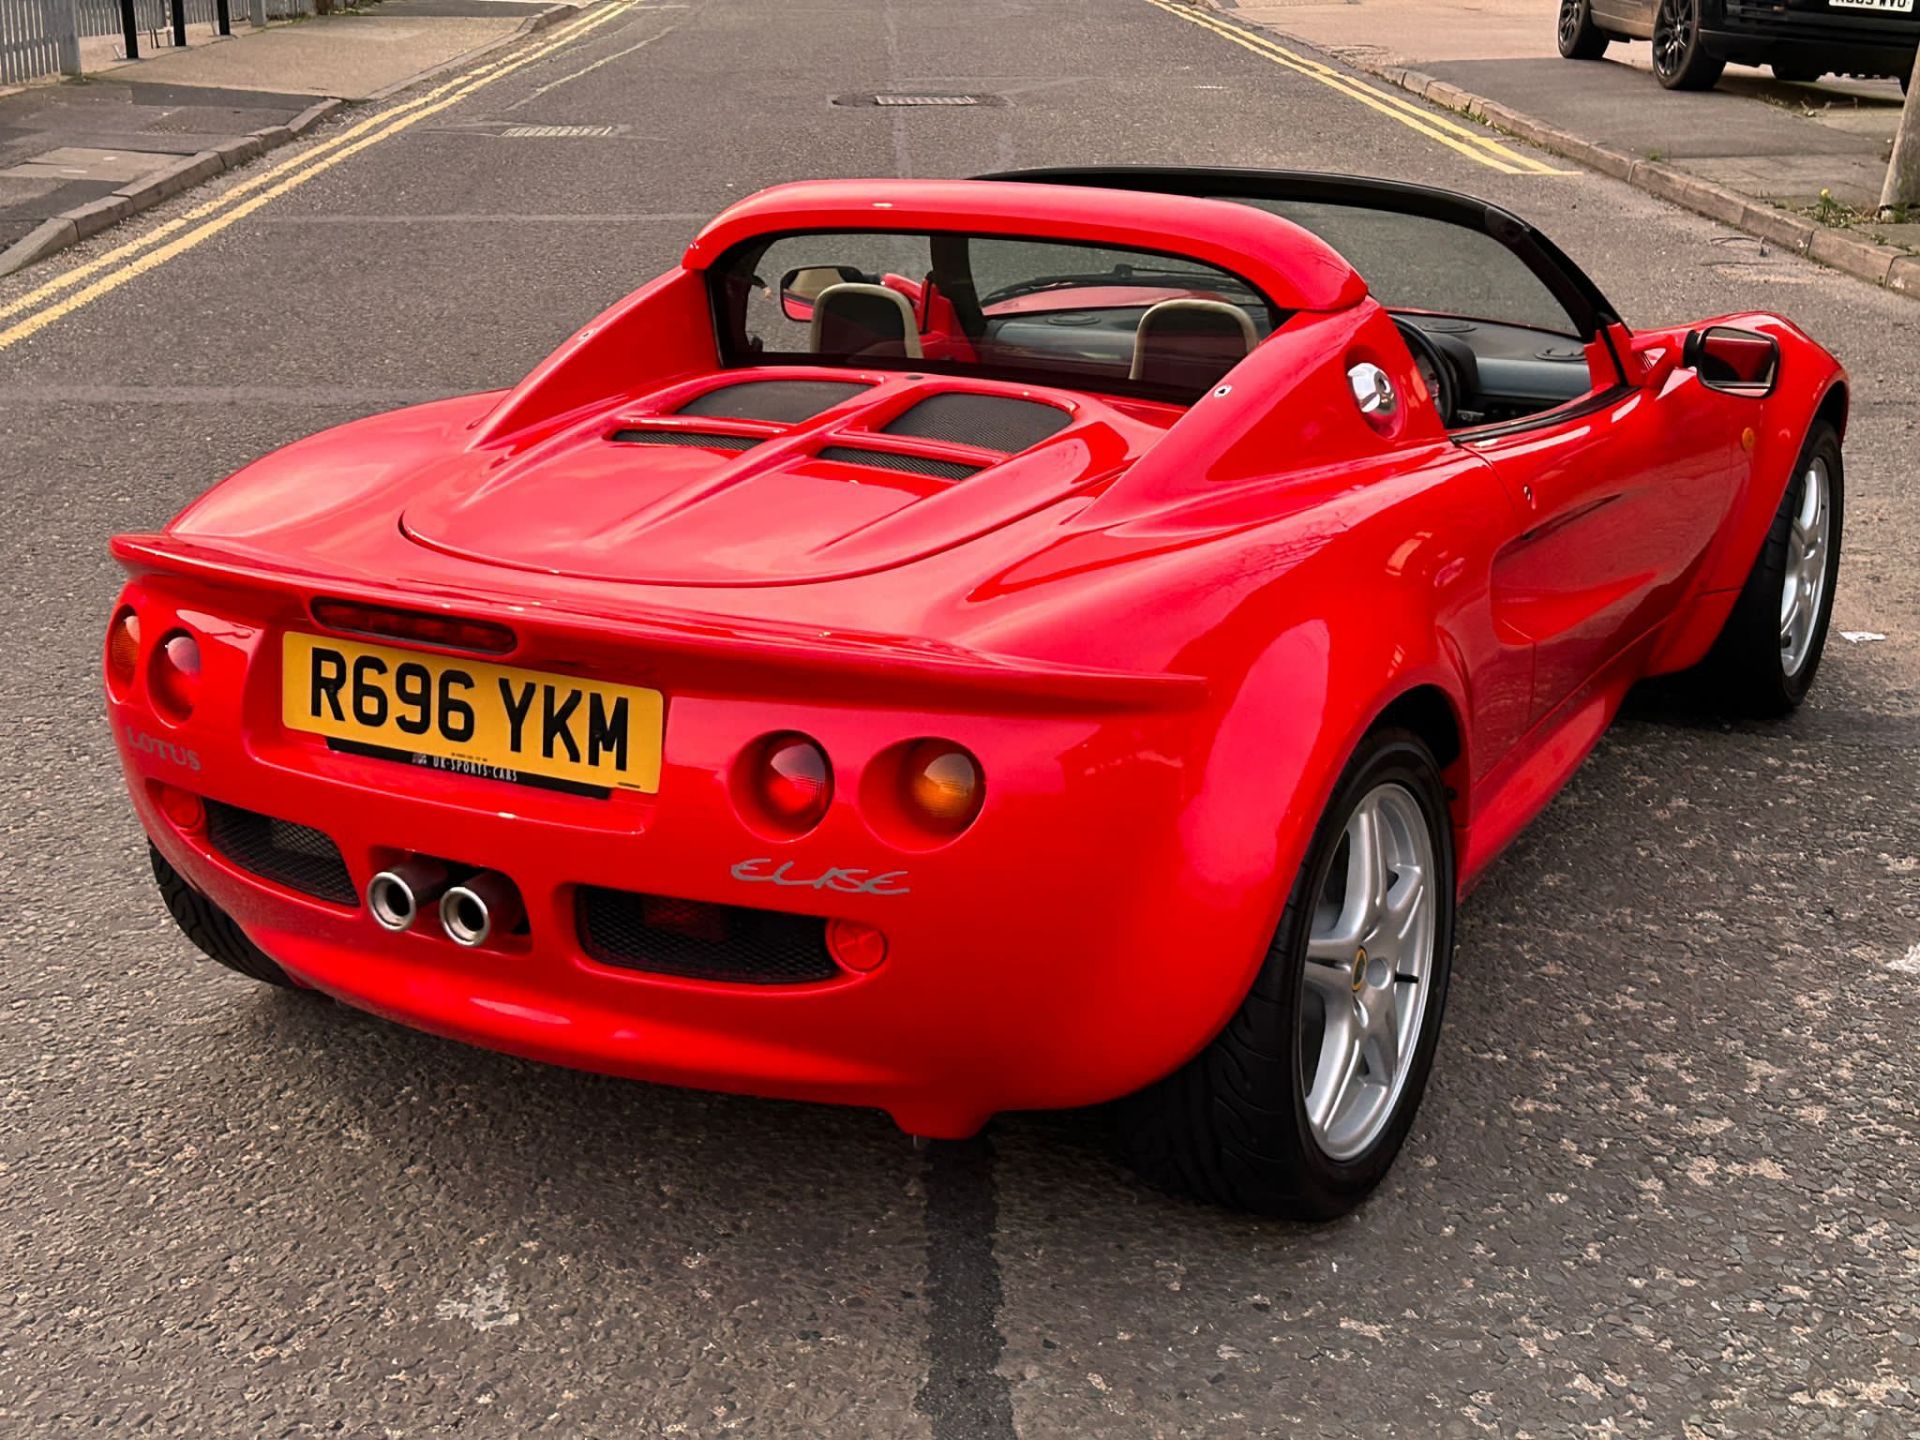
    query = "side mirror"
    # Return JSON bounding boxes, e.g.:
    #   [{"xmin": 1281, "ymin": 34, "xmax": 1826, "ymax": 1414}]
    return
[
  {"xmin": 780, "ymin": 265, "xmax": 867, "ymax": 322},
  {"xmin": 1683, "ymin": 325, "xmax": 1779, "ymax": 397}
]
